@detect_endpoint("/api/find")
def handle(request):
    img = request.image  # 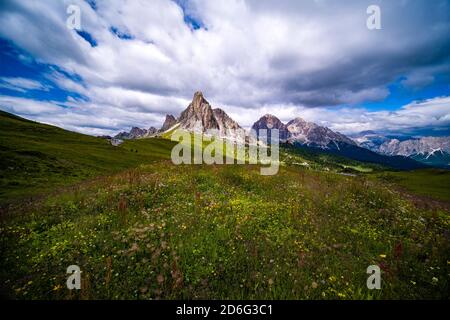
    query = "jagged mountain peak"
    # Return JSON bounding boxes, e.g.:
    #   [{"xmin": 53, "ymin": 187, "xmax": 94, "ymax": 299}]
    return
[
  {"xmin": 285, "ymin": 117, "xmax": 356, "ymax": 148},
  {"xmin": 176, "ymin": 92, "xmax": 242, "ymax": 137},
  {"xmin": 179, "ymin": 91, "xmax": 219, "ymax": 132},
  {"xmin": 191, "ymin": 91, "xmax": 209, "ymax": 110},
  {"xmin": 160, "ymin": 114, "xmax": 177, "ymax": 132},
  {"xmin": 286, "ymin": 117, "xmax": 308, "ymax": 125},
  {"xmin": 114, "ymin": 126, "xmax": 157, "ymax": 140},
  {"xmin": 250, "ymin": 114, "xmax": 357, "ymax": 147},
  {"xmin": 130, "ymin": 126, "xmax": 144, "ymax": 134},
  {"xmin": 212, "ymin": 108, "xmax": 242, "ymax": 136},
  {"xmin": 251, "ymin": 114, "xmax": 289, "ymax": 141},
  {"xmin": 253, "ymin": 114, "xmax": 285, "ymax": 128},
  {"xmin": 212, "ymin": 107, "xmax": 227, "ymax": 116},
  {"xmin": 193, "ymin": 91, "xmax": 205, "ymax": 100},
  {"xmin": 261, "ymin": 113, "xmax": 282, "ymax": 121}
]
